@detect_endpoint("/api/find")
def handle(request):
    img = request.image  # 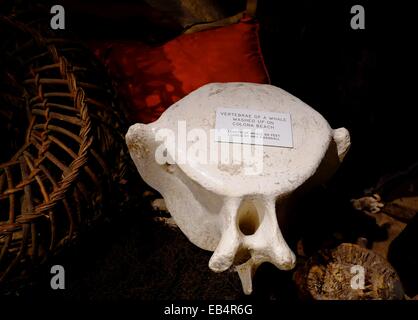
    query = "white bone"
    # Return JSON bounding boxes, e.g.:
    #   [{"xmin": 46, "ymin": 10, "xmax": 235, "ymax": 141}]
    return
[{"xmin": 126, "ymin": 83, "xmax": 350, "ymax": 294}]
